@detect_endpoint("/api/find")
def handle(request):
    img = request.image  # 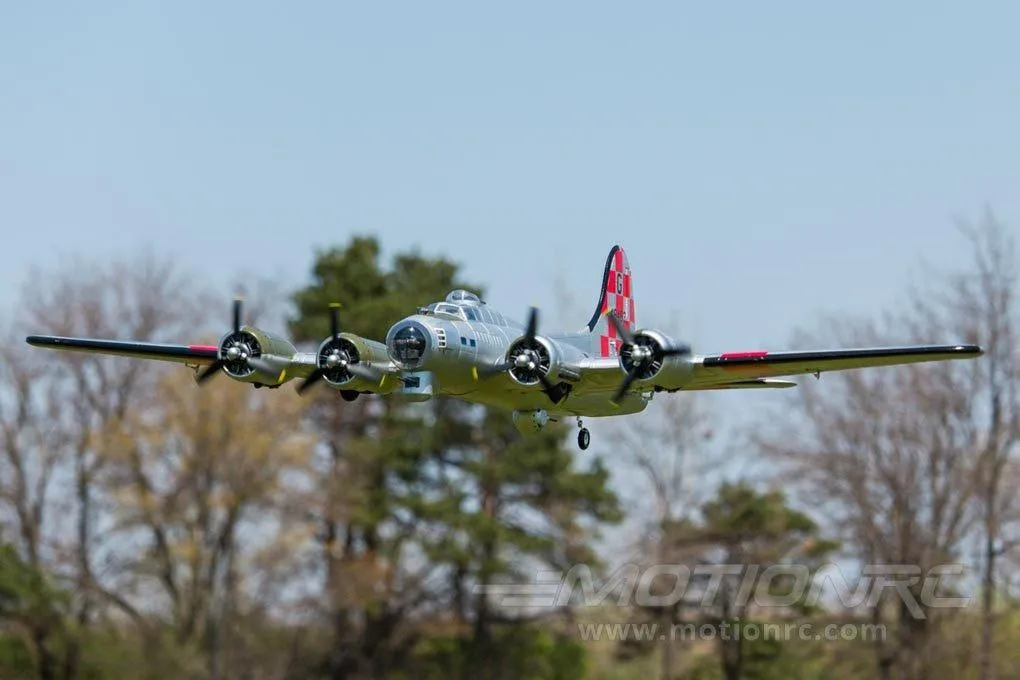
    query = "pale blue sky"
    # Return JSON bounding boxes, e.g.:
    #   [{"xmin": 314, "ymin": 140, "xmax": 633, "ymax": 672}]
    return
[{"xmin": 2, "ymin": 2, "xmax": 1017, "ymax": 376}]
